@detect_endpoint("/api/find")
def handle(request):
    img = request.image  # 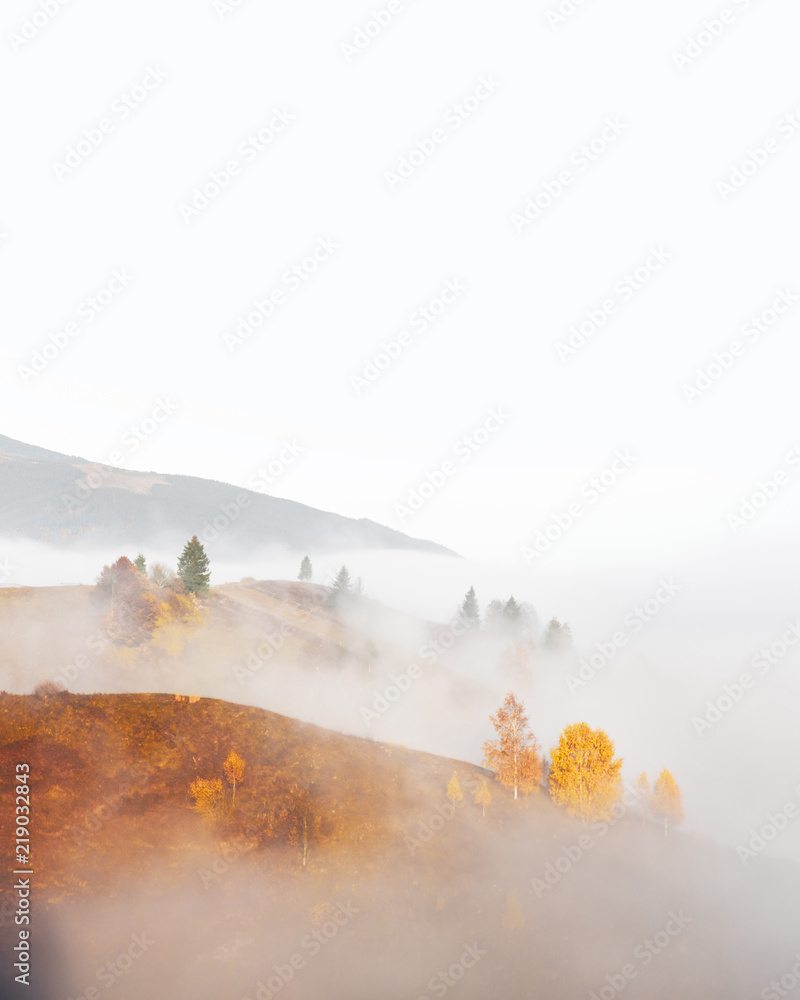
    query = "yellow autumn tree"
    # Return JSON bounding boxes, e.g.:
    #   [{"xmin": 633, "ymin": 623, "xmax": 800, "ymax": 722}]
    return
[
  {"xmin": 549, "ymin": 721, "xmax": 622, "ymax": 823},
  {"xmin": 446, "ymin": 773, "xmax": 463, "ymax": 806},
  {"xmin": 189, "ymin": 777, "xmax": 224, "ymax": 818},
  {"xmin": 482, "ymin": 693, "xmax": 542, "ymax": 800},
  {"xmin": 635, "ymin": 772, "xmax": 651, "ymax": 828},
  {"xmin": 223, "ymin": 750, "xmax": 246, "ymax": 807},
  {"xmin": 475, "ymin": 779, "xmax": 492, "ymax": 817},
  {"xmin": 651, "ymin": 768, "xmax": 683, "ymax": 837}
]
